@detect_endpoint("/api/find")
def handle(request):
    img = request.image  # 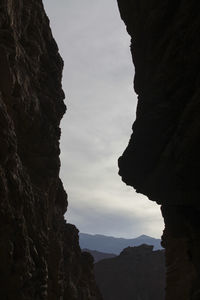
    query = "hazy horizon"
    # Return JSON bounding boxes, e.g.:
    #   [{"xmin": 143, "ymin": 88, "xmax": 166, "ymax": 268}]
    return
[{"xmin": 79, "ymin": 232, "xmax": 161, "ymax": 239}]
